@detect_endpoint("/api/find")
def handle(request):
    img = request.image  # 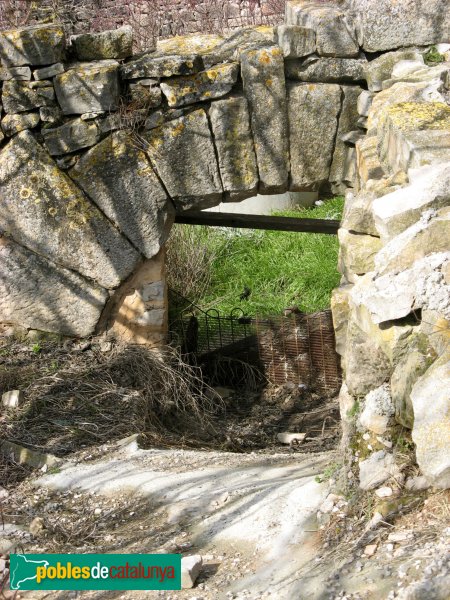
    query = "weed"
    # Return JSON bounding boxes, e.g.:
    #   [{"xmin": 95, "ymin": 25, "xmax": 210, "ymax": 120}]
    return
[
  {"xmin": 167, "ymin": 197, "xmax": 344, "ymax": 316},
  {"xmin": 31, "ymin": 342, "xmax": 42, "ymax": 354},
  {"xmin": 347, "ymin": 400, "xmax": 360, "ymax": 419},
  {"xmin": 315, "ymin": 461, "xmax": 341, "ymax": 483},
  {"xmin": 424, "ymin": 45, "xmax": 444, "ymax": 65}
]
